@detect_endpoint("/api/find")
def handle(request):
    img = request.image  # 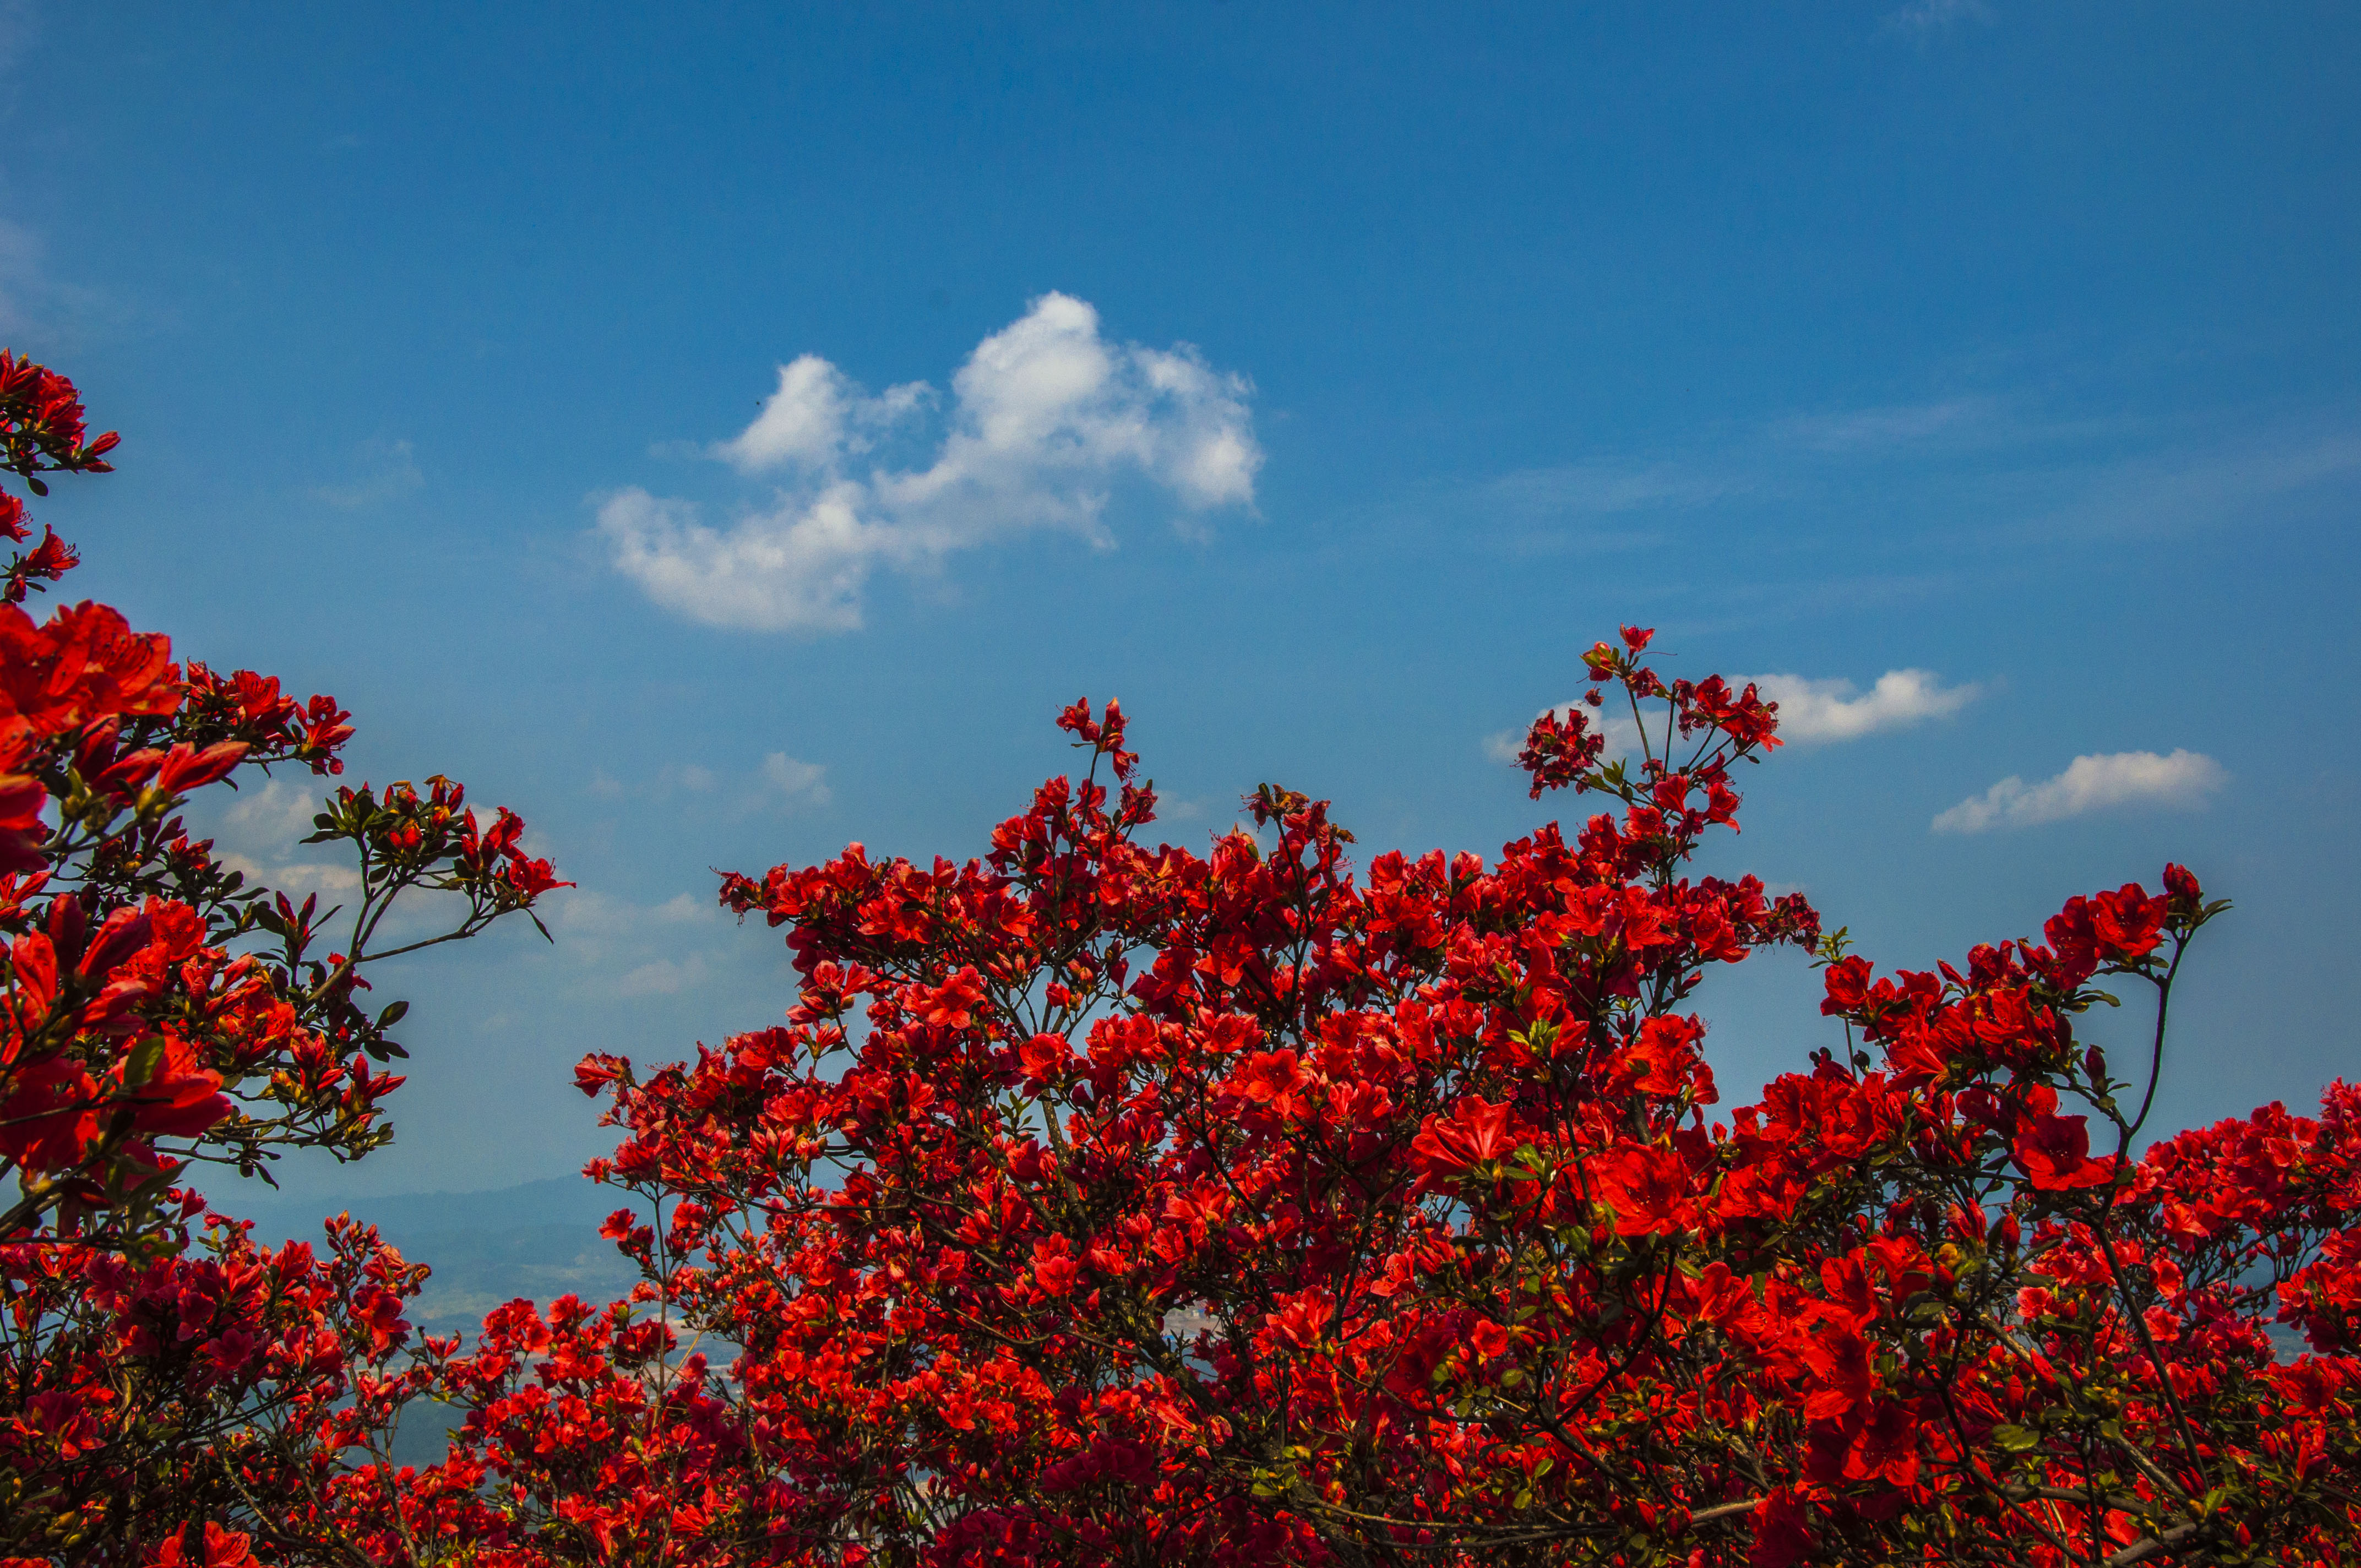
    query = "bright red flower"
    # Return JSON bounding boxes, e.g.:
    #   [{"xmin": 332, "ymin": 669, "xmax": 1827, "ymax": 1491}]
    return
[
  {"xmin": 2012, "ymin": 1108, "xmax": 2117, "ymax": 1191},
  {"xmin": 1032, "ymin": 1237, "xmax": 1082, "ymax": 1297},
  {"xmin": 149, "ymin": 1523, "xmax": 257, "ymax": 1568},
  {"xmin": 1410, "ymin": 1095, "xmax": 1520, "ymax": 1183},
  {"xmin": 1019, "ymin": 1031, "xmax": 1071, "ymax": 1085},
  {"xmin": 1596, "ymin": 1143, "xmax": 1698, "ymax": 1236},
  {"xmin": 2088, "ymin": 881, "xmax": 2169, "ymax": 960},
  {"xmin": 1843, "ymin": 1401, "xmax": 1922, "ymax": 1487},
  {"xmin": 1234, "ymin": 1048, "xmax": 1312, "ymax": 1119}
]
